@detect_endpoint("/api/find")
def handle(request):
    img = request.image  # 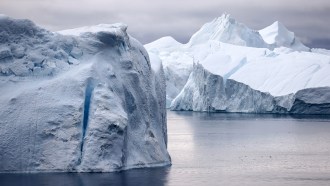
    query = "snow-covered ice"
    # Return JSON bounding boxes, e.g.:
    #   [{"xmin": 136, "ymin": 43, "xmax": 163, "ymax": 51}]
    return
[{"xmin": 0, "ymin": 15, "xmax": 170, "ymax": 172}]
